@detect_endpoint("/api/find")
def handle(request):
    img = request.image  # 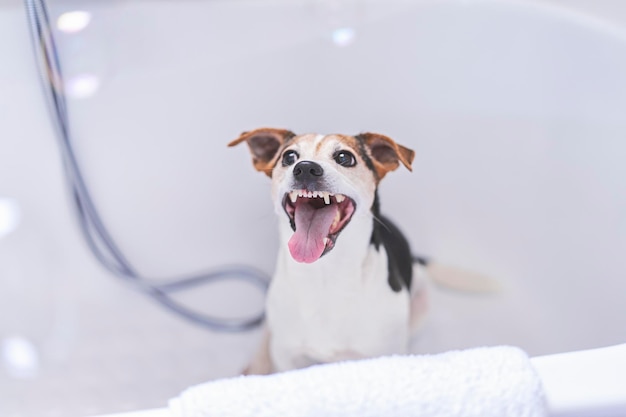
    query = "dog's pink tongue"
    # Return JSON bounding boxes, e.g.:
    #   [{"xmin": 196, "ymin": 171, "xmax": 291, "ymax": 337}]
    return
[{"xmin": 288, "ymin": 201, "xmax": 337, "ymax": 263}]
